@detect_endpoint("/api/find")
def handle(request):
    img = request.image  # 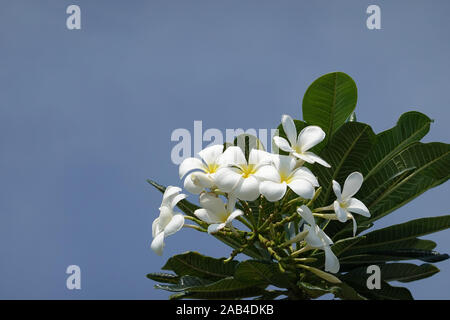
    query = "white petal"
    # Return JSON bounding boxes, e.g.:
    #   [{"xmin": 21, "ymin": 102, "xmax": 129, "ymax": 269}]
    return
[
  {"xmin": 170, "ymin": 193, "xmax": 187, "ymax": 210},
  {"xmin": 227, "ymin": 194, "xmax": 237, "ymax": 212},
  {"xmin": 347, "ymin": 198, "xmax": 370, "ymax": 217},
  {"xmin": 273, "ymin": 136, "xmax": 294, "ymax": 153},
  {"xmin": 199, "ymin": 192, "xmax": 226, "ymax": 214},
  {"xmin": 198, "ymin": 144, "xmax": 224, "ymax": 166},
  {"xmin": 305, "ymin": 226, "xmax": 324, "ymax": 248},
  {"xmin": 158, "ymin": 206, "xmax": 173, "ymax": 229},
  {"xmin": 152, "ymin": 217, "xmax": 160, "ymax": 238},
  {"xmin": 184, "ymin": 173, "xmax": 204, "ymax": 194},
  {"xmin": 281, "ymin": 114, "xmax": 298, "ymax": 146},
  {"xmin": 317, "ymin": 228, "xmax": 333, "ymax": 246},
  {"xmin": 288, "ymin": 179, "xmax": 315, "ymax": 199},
  {"xmin": 151, "ymin": 232, "xmax": 165, "ymax": 256},
  {"xmin": 276, "ymin": 154, "xmax": 297, "ymax": 173},
  {"xmin": 341, "ymin": 172, "xmax": 364, "ymax": 200},
  {"xmin": 207, "ymin": 223, "xmax": 226, "ymax": 234},
  {"xmin": 292, "ymin": 152, "xmax": 314, "ymax": 163},
  {"xmin": 297, "ymin": 205, "xmax": 316, "ymax": 227},
  {"xmin": 324, "ymin": 246, "xmax": 340, "ymax": 274},
  {"xmin": 302, "ymin": 152, "xmax": 330, "ymax": 167},
  {"xmin": 225, "ymin": 209, "xmax": 244, "ymax": 225},
  {"xmin": 248, "ymin": 149, "xmax": 272, "ymax": 166},
  {"xmin": 161, "ymin": 186, "xmax": 182, "ymax": 207},
  {"xmin": 297, "ymin": 125, "xmax": 326, "ymax": 152},
  {"xmin": 259, "ymin": 181, "xmax": 287, "ymax": 202},
  {"xmin": 253, "ymin": 165, "xmax": 280, "ymax": 183},
  {"xmin": 218, "ymin": 146, "xmax": 246, "ymax": 166},
  {"xmin": 234, "ymin": 175, "xmax": 260, "ymax": 201},
  {"xmin": 291, "ymin": 167, "xmax": 319, "ymax": 187},
  {"xmin": 332, "ymin": 180, "xmax": 342, "ymax": 202},
  {"xmin": 191, "ymin": 172, "xmax": 215, "ymax": 188},
  {"xmin": 333, "ymin": 200, "xmax": 348, "ymax": 223},
  {"xmin": 179, "ymin": 157, "xmax": 205, "ymax": 179},
  {"xmin": 194, "ymin": 208, "xmax": 215, "ymax": 224},
  {"xmin": 163, "ymin": 214, "xmax": 185, "ymax": 237},
  {"xmin": 214, "ymin": 167, "xmax": 242, "ymax": 192}
]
